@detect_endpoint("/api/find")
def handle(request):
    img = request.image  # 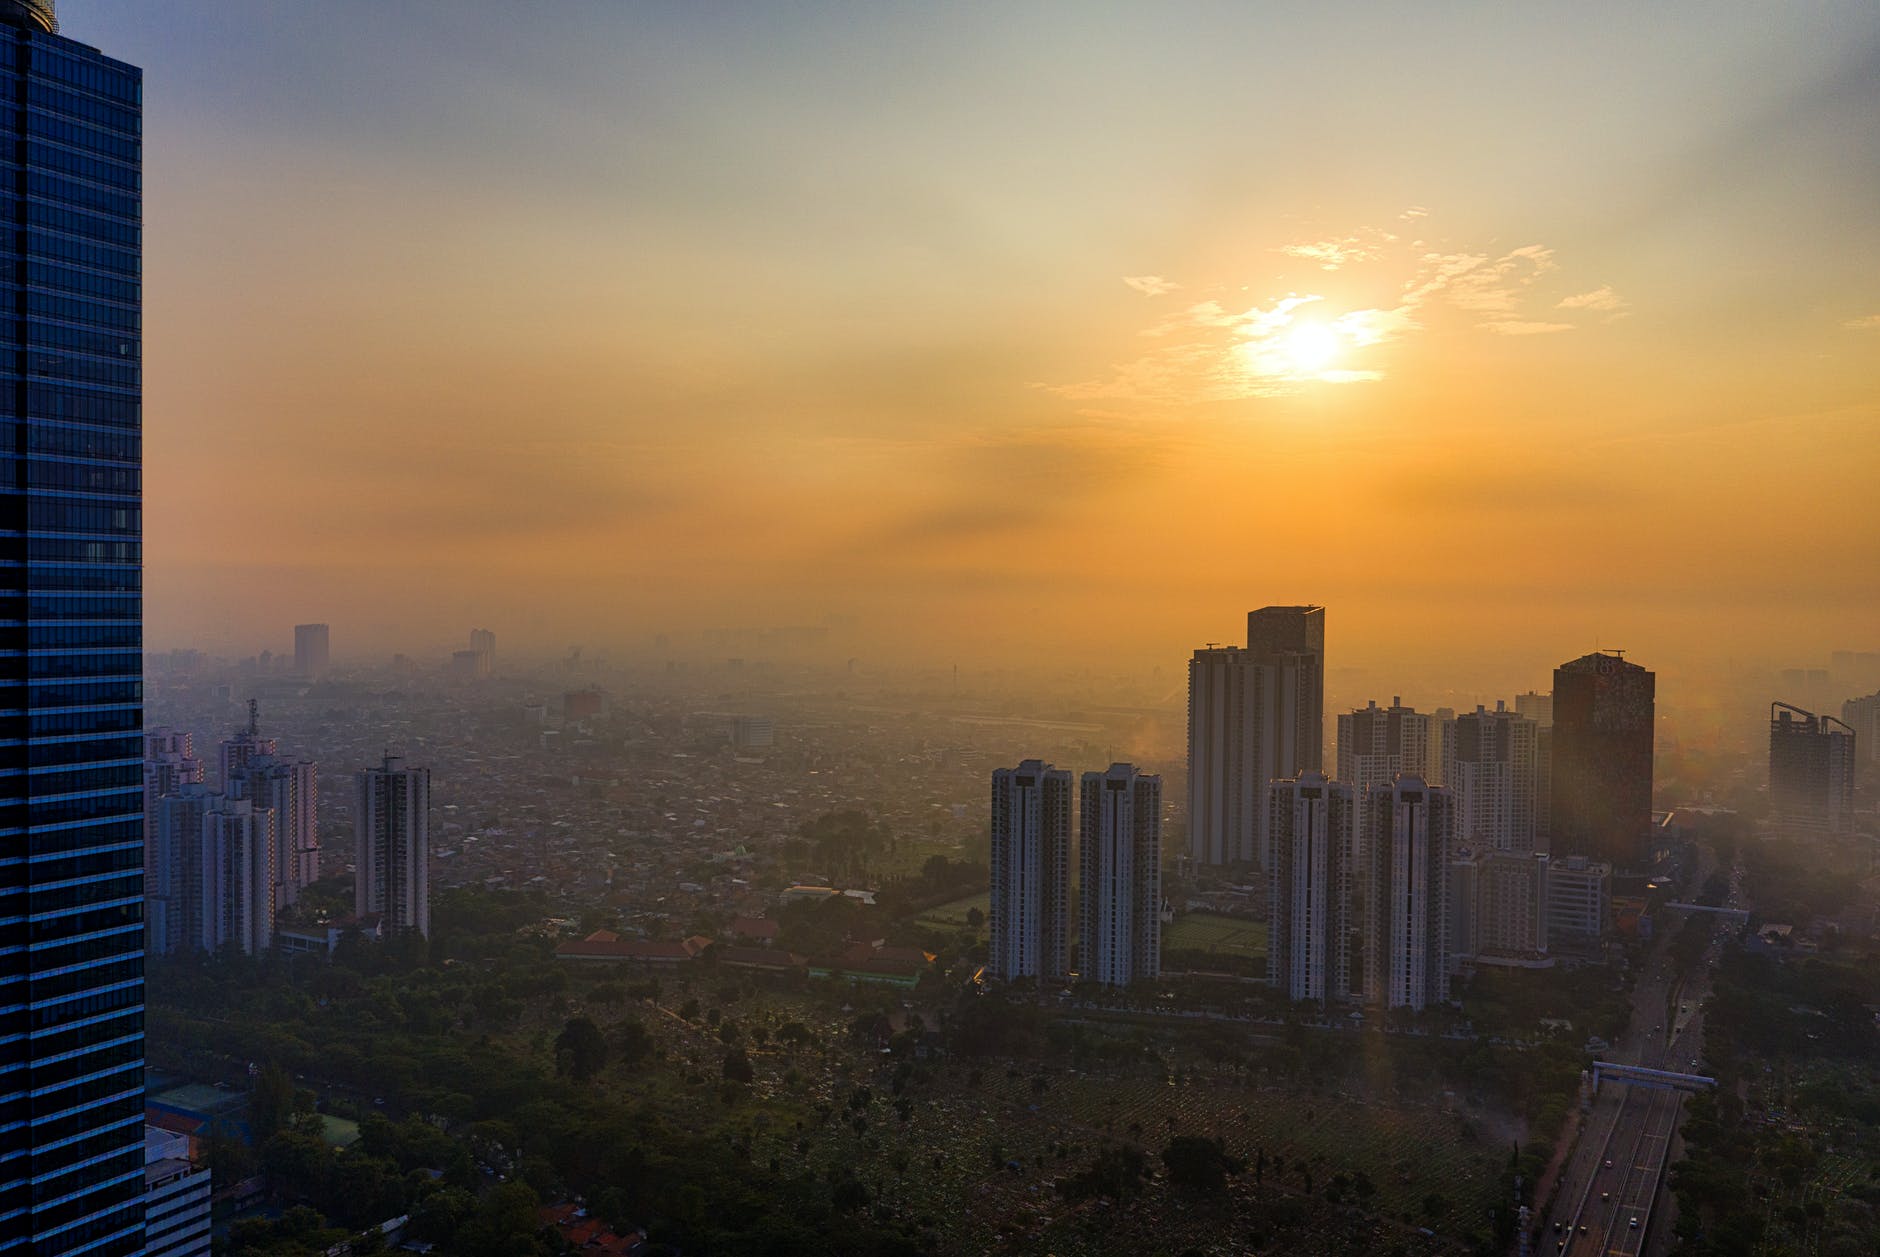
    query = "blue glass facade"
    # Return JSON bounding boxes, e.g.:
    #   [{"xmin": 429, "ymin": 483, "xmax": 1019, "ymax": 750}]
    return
[{"xmin": 0, "ymin": 10, "xmax": 144, "ymax": 1255}]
